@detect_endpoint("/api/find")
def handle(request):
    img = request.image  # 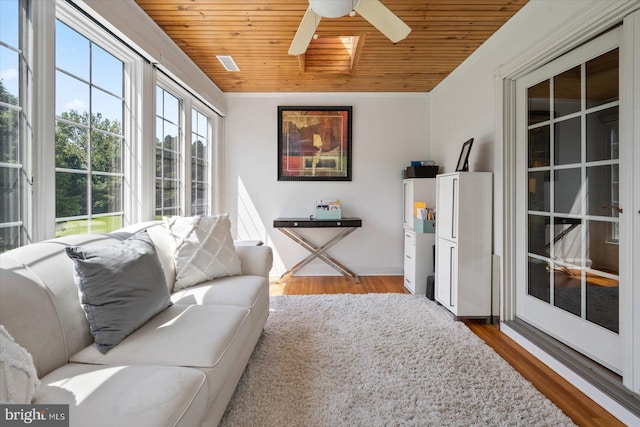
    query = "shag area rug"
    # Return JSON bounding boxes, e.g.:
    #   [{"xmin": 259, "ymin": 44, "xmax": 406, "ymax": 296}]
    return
[{"xmin": 219, "ymin": 294, "xmax": 575, "ymax": 426}]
